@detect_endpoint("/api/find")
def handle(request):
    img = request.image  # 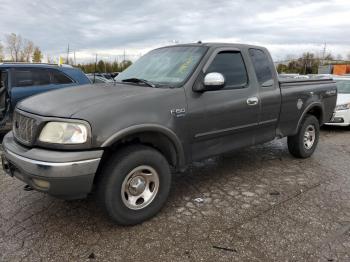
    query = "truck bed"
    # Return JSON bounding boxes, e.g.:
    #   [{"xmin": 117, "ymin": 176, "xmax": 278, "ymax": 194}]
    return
[
  {"xmin": 277, "ymin": 78, "xmax": 337, "ymax": 137},
  {"xmin": 279, "ymin": 77, "xmax": 334, "ymax": 85}
]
